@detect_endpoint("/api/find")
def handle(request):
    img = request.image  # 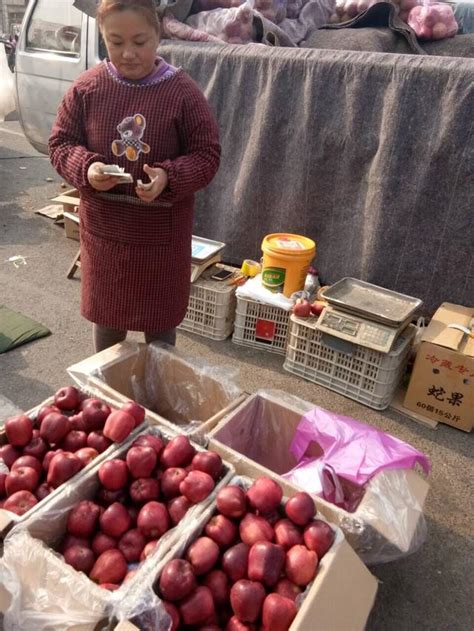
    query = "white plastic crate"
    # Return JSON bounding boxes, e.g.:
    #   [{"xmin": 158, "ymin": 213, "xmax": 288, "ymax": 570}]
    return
[
  {"xmin": 178, "ymin": 275, "xmax": 237, "ymax": 340},
  {"xmin": 232, "ymin": 297, "xmax": 291, "ymax": 354},
  {"xmin": 284, "ymin": 315, "xmax": 415, "ymax": 409}
]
